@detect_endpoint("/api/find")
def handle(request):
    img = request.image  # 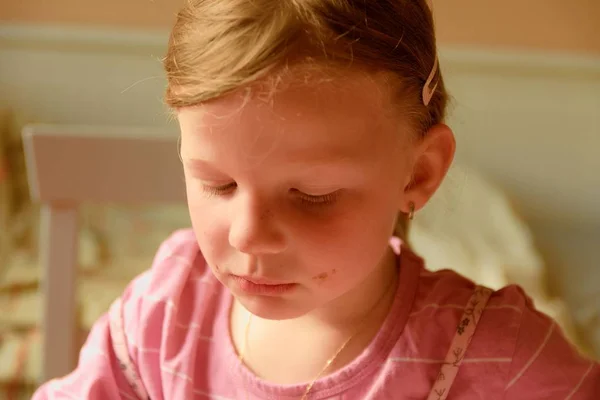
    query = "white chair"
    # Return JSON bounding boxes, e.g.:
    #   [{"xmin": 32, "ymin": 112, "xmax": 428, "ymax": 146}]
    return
[{"xmin": 21, "ymin": 124, "xmax": 186, "ymax": 382}]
